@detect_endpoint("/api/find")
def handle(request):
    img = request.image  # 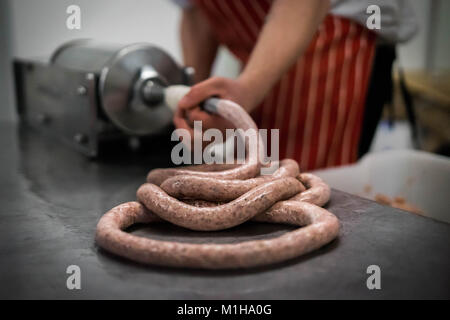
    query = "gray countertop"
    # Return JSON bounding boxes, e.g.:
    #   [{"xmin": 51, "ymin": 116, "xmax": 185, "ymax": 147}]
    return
[{"xmin": 1, "ymin": 121, "xmax": 449, "ymax": 299}]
